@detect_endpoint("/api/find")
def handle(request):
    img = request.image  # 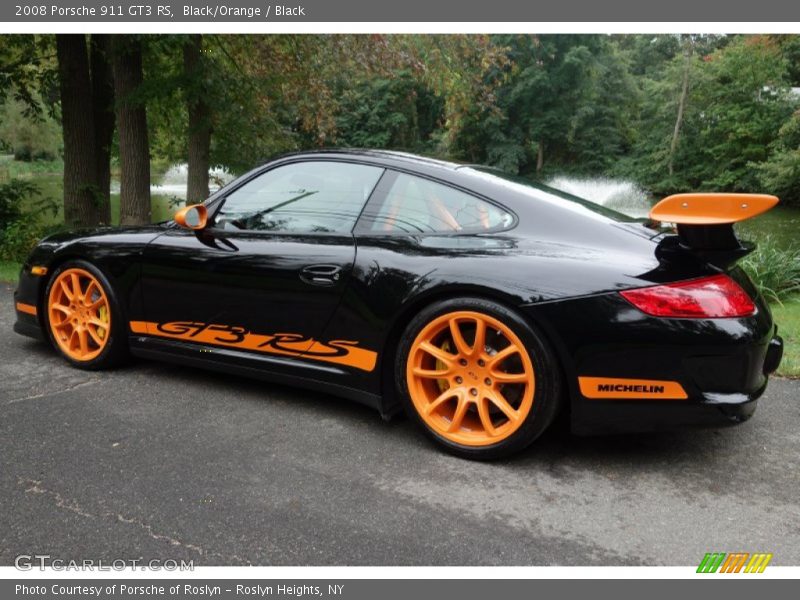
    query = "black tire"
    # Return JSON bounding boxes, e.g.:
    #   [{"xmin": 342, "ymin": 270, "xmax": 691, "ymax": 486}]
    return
[
  {"xmin": 396, "ymin": 297, "xmax": 562, "ymax": 460},
  {"xmin": 43, "ymin": 259, "xmax": 130, "ymax": 370}
]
